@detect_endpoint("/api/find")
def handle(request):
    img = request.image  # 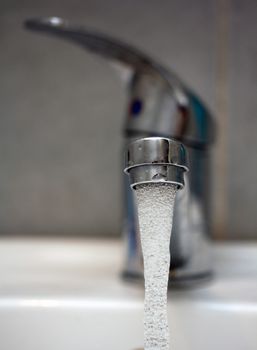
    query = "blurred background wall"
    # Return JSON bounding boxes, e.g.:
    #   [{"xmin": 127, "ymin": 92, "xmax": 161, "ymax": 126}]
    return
[{"xmin": 0, "ymin": 0, "xmax": 256, "ymax": 239}]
